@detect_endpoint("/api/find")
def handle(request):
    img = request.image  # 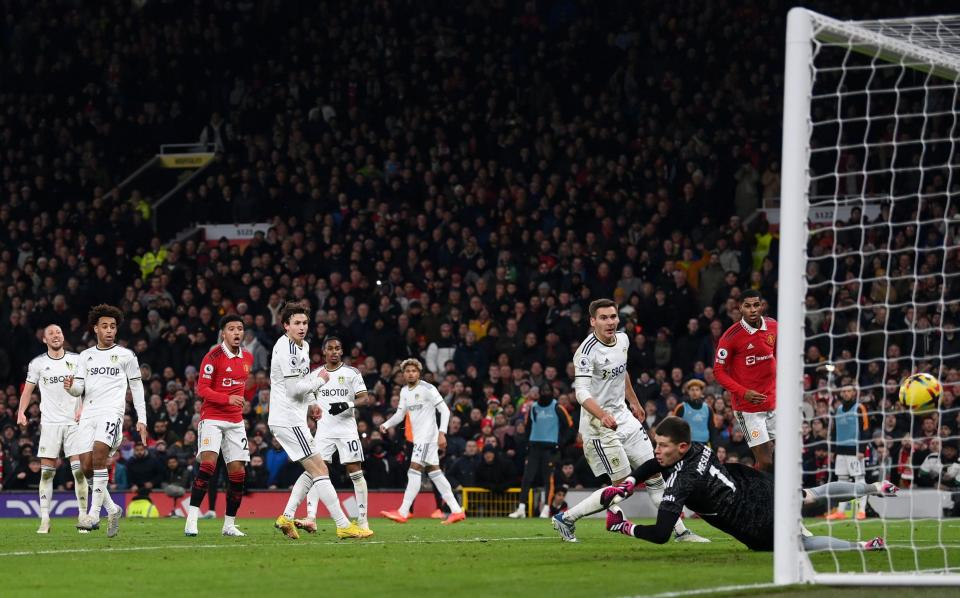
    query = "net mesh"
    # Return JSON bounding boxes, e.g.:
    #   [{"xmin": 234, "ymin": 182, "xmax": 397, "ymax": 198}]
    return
[{"xmin": 799, "ymin": 14, "xmax": 960, "ymax": 577}]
